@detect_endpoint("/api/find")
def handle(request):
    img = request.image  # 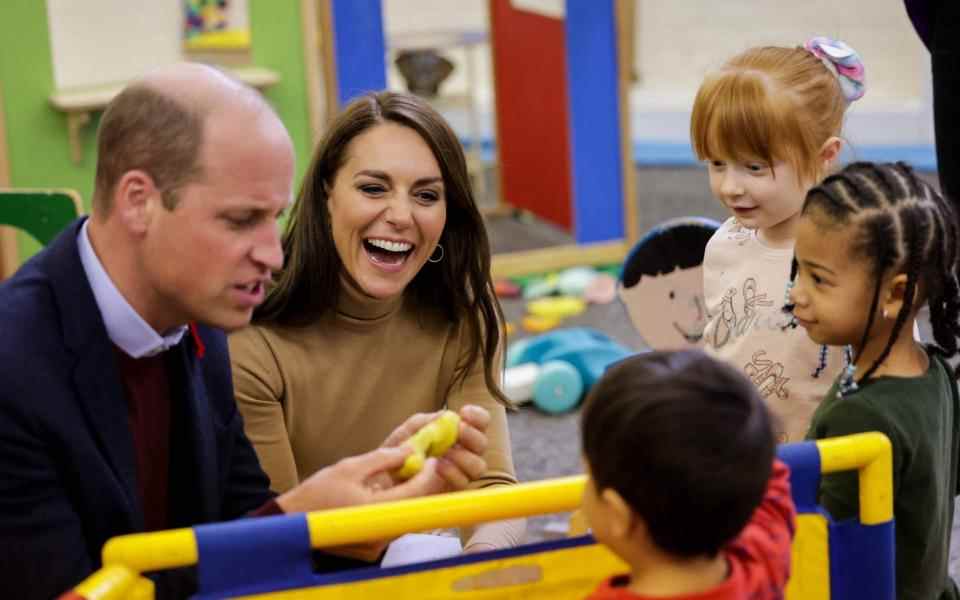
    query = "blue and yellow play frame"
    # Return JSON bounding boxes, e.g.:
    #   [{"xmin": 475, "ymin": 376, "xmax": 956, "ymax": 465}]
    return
[
  {"xmin": 781, "ymin": 432, "xmax": 895, "ymax": 600},
  {"xmin": 61, "ymin": 433, "xmax": 894, "ymax": 599}
]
